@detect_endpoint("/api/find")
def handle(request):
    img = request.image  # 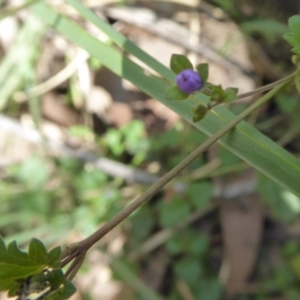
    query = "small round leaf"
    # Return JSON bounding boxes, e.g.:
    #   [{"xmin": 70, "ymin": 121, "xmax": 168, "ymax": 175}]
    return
[
  {"xmin": 170, "ymin": 54, "xmax": 193, "ymax": 74},
  {"xmin": 210, "ymin": 85, "xmax": 225, "ymax": 103},
  {"xmin": 192, "ymin": 104, "xmax": 207, "ymax": 122},
  {"xmin": 165, "ymin": 84, "xmax": 189, "ymax": 101},
  {"xmin": 224, "ymin": 87, "xmax": 238, "ymax": 102},
  {"xmin": 196, "ymin": 63, "xmax": 209, "ymax": 82}
]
